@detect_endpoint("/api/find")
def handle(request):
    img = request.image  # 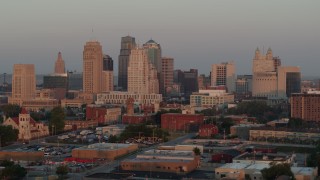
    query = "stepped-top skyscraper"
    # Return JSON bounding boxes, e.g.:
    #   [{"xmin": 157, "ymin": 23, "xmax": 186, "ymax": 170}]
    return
[
  {"xmin": 54, "ymin": 52, "xmax": 65, "ymax": 74},
  {"xmin": 118, "ymin": 36, "xmax": 136, "ymax": 90},
  {"xmin": 143, "ymin": 39, "xmax": 162, "ymax": 93},
  {"xmin": 127, "ymin": 47, "xmax": 159, "ymax": 94},
  {"xmin": 83, "ymin": 41, "xmax": 103, "ymax": 93}
]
